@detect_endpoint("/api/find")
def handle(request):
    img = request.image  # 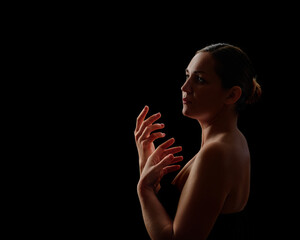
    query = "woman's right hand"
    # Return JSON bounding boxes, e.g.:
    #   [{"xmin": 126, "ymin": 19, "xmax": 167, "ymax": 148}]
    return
[{"xmin": 134, "ymin": 106, "xmax": 166, "ymax": 174}]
